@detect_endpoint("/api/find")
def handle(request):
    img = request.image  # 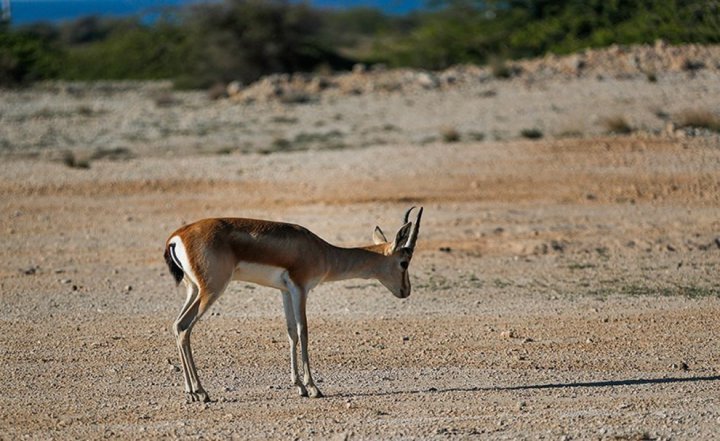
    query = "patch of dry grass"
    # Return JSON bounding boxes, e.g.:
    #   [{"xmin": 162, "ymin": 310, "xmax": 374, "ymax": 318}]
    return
[
  {"xmin": 520, "ymin": 128, "xmax": 543, "ymax": 139},
  {"xmin": 60, "ymin": 151, "xmax": 90, "ymax": 169},
  {"xmin": 675, "ymin": 109, "xmax": 720, "ymax": 132},
  {"xmin": 440, "ymin": 126, "xmax": 461, "ymax": 143},
  {"xmin": 602, "ymin": 115, "xmax": 633, "ymax": 134}
]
